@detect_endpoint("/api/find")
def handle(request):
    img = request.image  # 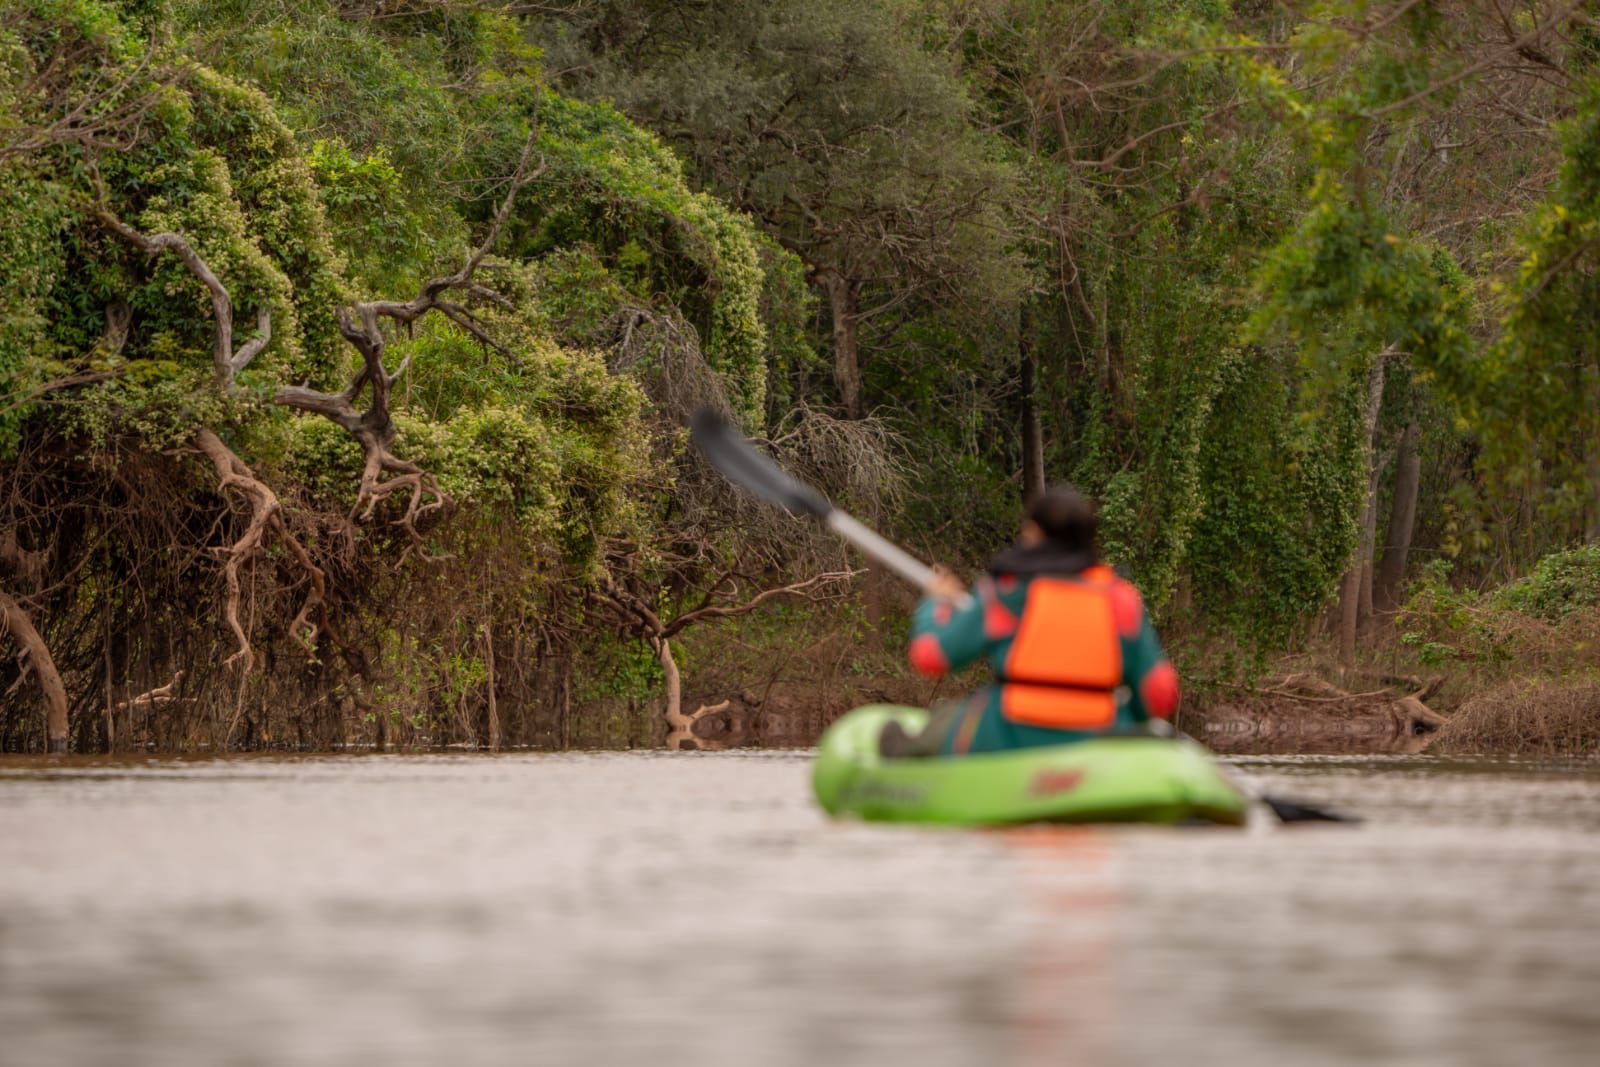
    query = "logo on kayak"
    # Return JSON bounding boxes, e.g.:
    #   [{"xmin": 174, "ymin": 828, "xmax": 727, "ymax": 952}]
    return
[
  {"xmin": 1028, "ymin": 768, "xmax": 1085, "ymax": 797},
  {"xmin": 841, "ymin": 780, "xmax": 929, "ymax": 808}
]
